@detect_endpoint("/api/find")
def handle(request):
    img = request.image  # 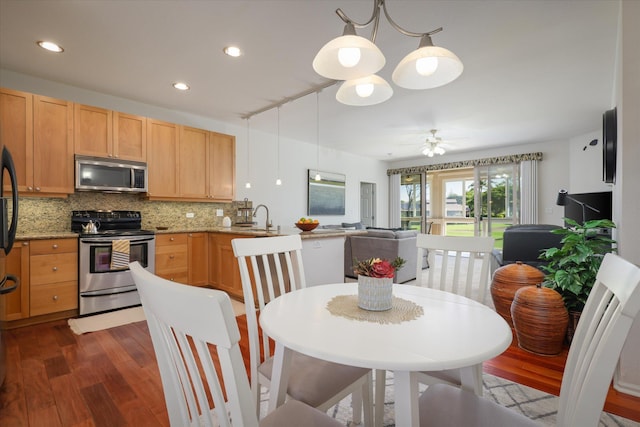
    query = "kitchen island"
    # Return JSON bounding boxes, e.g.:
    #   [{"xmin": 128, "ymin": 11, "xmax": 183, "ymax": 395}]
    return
[{"xmin": 155, "ymin": 226, "xmax": 366, "ymax": 297}]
